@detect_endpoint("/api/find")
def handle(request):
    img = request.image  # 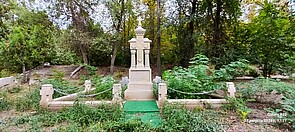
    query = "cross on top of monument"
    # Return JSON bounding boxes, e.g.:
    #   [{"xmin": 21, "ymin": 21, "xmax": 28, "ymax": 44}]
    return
[{"xmin": 138, "ymin": 17, "xmax": 143, "ymax": 27}]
